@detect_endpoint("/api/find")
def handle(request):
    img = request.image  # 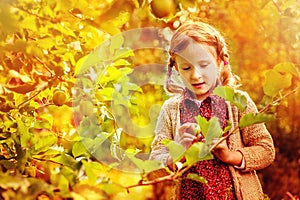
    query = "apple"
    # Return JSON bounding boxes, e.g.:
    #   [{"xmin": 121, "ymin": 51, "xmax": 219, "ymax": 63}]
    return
[
  {"xmin": 150, "ymin": 0, "xmax": 176, "ymax": 18},
  {"xmin": 53, "ymin": 89, "xmax": 67, "ymax": 106}
]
